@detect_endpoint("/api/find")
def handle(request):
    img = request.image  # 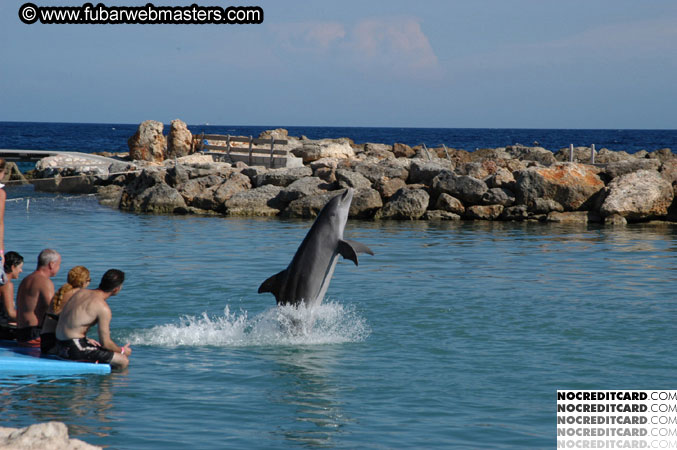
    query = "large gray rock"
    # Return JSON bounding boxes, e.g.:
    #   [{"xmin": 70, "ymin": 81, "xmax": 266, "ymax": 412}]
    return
[
  {"xmin": 192, "ymin": 172, "xmax": 252, "ymax": 212},
  {"xmin": 465, "ymin": 205, "xmax": 504, "ymax": 220},
  {"xmin": 435, "ymin": 193, "xmax": 465, "ymax": 214},
  {"xmin": 282, "ymin": 192, "xmax": 337, "ymax": 218},
  {"xmin": 363, "ymin": 143, "xmax": 395, "ymax": 159},
  {"xmin": 166, "ymin": 119, "xmax": 193, "ymax": 159},
  {"xmin": 277, "ymin": 177, "xmax": 330, "ymax": 204},
  {"xmin": 350, "ymin": 188, "xmax": 383, "ymax": 219},
  {"xmin": 291, "ymin": 141, "xmax": 355, "ymax": 163},
  {"xmin": 128, "ymin": 120, "xmax": 166, "ymax": 162},
  {"xmin": 600, "ymin": 170, "xmax": 674, "ymax": 220},
  {"xmin": 481, "ymin": 188, "xmax": 515, "ymax": 206},
  {"xmin": 353, "ymin": 159, "xmax": 409, "ymax": 184},
  {"xmin": 374, "ymin": 177, "xmax": 407, "ymax": 200},
  {"xmin": 485, "ymin": 167, "xmax": 516, "ymax": 189},
  {"xmin": 335, "ymin": 169, "xmax": 372, "ymax": 190},
  {"xmin": 601, "ymin": 159, "xmax": 661, "ymax": 181},
  {"xmin": 393, "ymin": 143, "xmax": 415, "ymax": 158},
  {"xmin": 513, "ymin": 163, "xmax": 605, "ymax": 211},
  {"xmin": 0, "ymin": 421, "xmax": 100, "ymax": 449},
  {"xmin": 225, "ymin": 184, "xmax": 283, "ymax": 216},
  {"xmin": 432, "ymin": 171, "xmax": 488, "ymax": 204},
  {"xmin": 506, "ymin": 145, "xmax": 557, "ymax": 166},
  {"xmin": 122, "ymin": 182, "xmax": 187, "ymax": 214},
  {"xmin": 178, "ymin": 175, "xmax": 224, "ymax": 204},
  {"xmin": 96, "ymin": 184, "xmax": 123, "ymax": 209},
  {"xmin": 376, "ymin": 187, "xmax": 429, "ymax": 220},
  {"xmin": 253, "ymin": 166, "xmax": 312, "ymax": 187},
  {"xmin": 408, "ymin": 159, "xmax": 453, "ymax": 185}
]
